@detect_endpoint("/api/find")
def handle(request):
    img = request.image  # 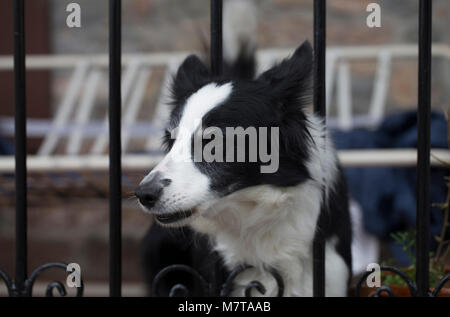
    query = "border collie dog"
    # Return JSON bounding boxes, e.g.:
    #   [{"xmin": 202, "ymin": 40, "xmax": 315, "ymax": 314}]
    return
[{"xmin": 136, "ymin": 41, "xmax": 352, "ymax": 296}]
